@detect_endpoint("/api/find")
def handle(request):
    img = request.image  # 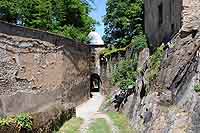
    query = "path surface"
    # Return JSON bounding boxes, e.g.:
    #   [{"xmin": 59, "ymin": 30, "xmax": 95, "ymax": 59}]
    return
[
  {"xmin": 76, "ymin": 92, "xmax": 105, "ymax": 120},
  {"xmin": 76, "ymin": 92, "xmax": 119, "ymax": 133}
]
